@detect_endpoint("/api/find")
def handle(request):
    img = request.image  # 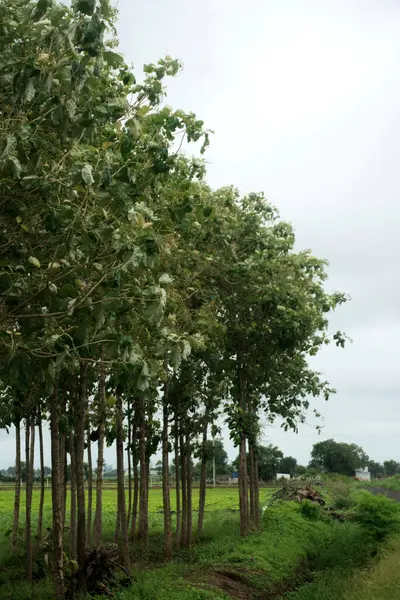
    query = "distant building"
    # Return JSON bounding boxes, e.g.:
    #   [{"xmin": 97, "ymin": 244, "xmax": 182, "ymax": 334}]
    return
[
  {"xmin": 355, "ymin": 467, "xmax": 371, "ymax": 481},
  {"xmin": 276, "ymin": 473, "xmax": 291, "ymax": 481}
]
